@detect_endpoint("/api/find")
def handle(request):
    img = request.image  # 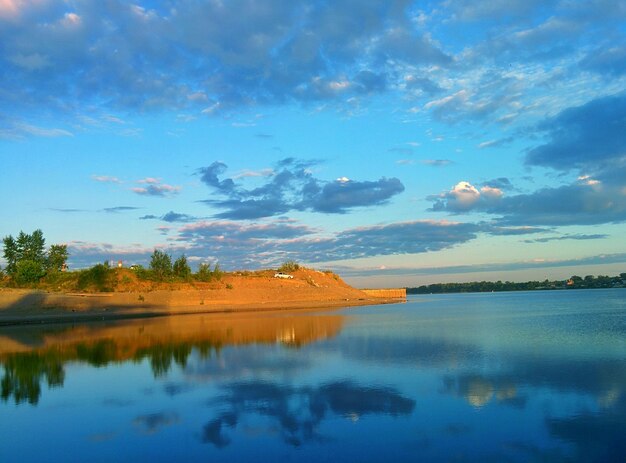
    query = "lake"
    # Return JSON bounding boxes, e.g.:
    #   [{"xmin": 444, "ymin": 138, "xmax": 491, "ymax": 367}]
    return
[{"xmin": 1, "ymin": 289, "xmax": 625, "ymax": 462}]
